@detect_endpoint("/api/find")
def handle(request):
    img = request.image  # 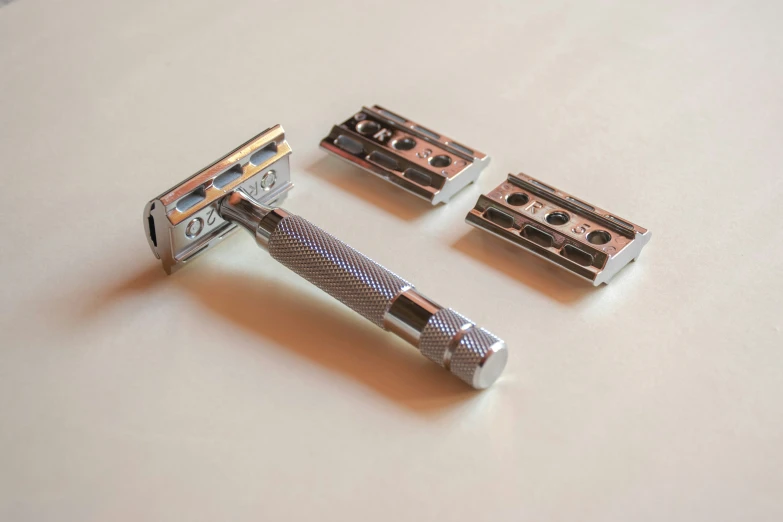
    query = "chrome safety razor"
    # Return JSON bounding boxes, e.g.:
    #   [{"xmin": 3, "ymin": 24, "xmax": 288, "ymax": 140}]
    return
[{"xmin": 143, "ymin": 126, "xmax": 507, "ymax": 389}]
